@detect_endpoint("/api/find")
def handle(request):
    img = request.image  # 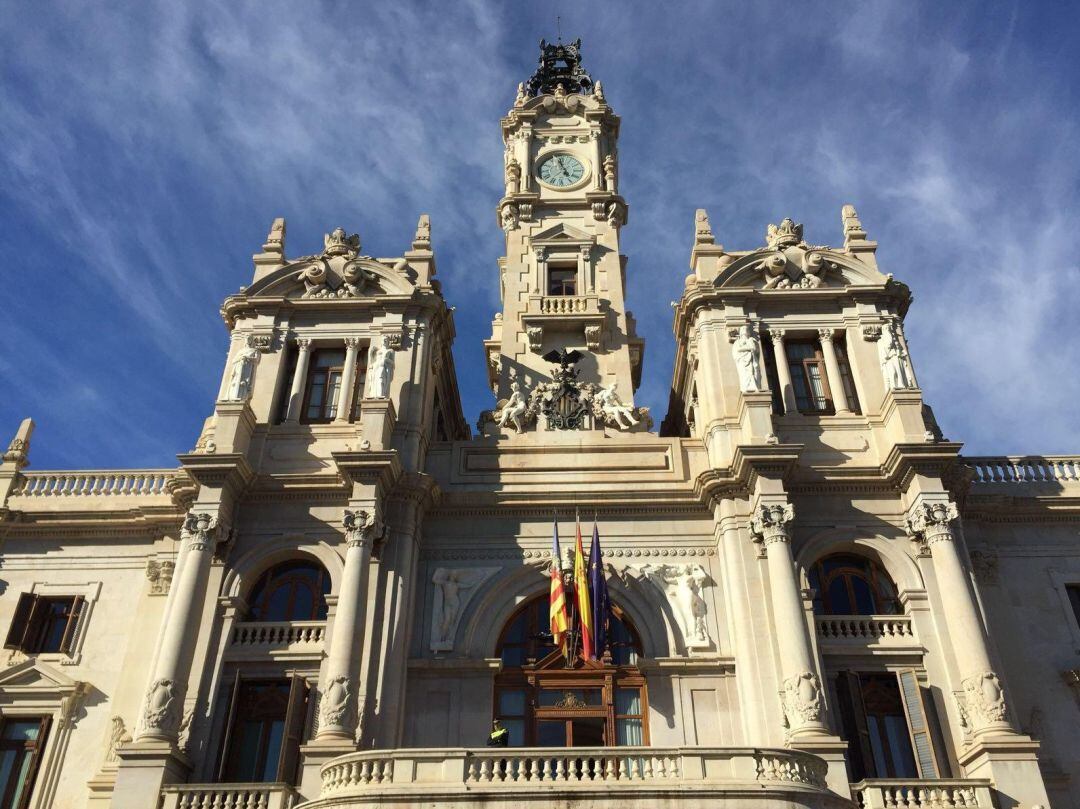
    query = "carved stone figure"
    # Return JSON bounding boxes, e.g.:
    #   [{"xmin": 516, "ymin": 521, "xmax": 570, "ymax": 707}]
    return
[
  {"xmin": 145, "ymin": 558, "xmax": 175, "ymax": 595},
  {"xmin": 782, "ymin": 672, "xmax": 823, "ymax": 727},
  {"xmin": 595, "ymin": 382, "xmax": 638, "ymax": 429},
  {"xmin": 104, "ymin": 716, "xmax": 131, "ymax": 763},
  {"xmin": 495, "ymin": 379, "xmax": 528, "ymax": 434},
  {"xmin": 731, "ymin": 324, "xmax": 763, "ymax": 393},
  {"xmin": 963, "ymin": 671, "xmax": 1009, "ymax": 728},
  {"xmin": 223, "ymin": 345, "xmax": 260, "ymax": 402},
  {"xmin": 430, "ymin": 568, "xmax": 498, "ymax": 651},
  {"xmin": 142, "ymin": 678, "xmax": 180, "ymax": 734},
  {"xmin": 879, "ymin": 322, "xmax": 915, "ymax": 390},
  {"xmin": 320, "ymin": 674, "xmax": 352, "ymax": 730},
  {"xmin": 366, "ymin": 341, "xmax": 396, "ymax": 399},
  {"xmin": 637, "ymin": 563, "xmax": 713, "ymax": 648}
]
